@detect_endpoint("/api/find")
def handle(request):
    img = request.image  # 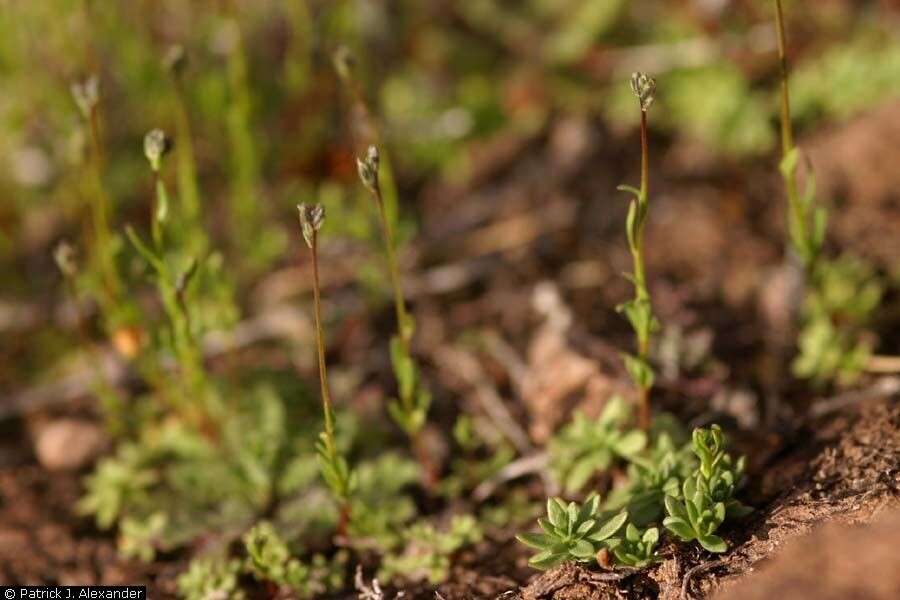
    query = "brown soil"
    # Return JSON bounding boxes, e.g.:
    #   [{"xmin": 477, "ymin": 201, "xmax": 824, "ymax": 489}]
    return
[{"xmin": 0, "ymin": 432, "xmax": 179, "ymax": 597}]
